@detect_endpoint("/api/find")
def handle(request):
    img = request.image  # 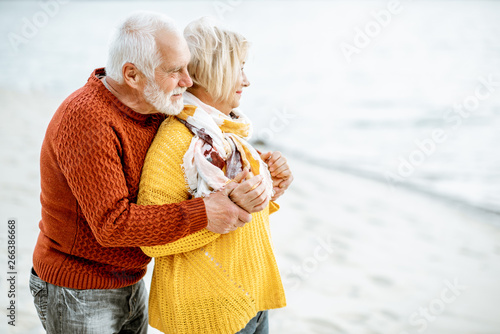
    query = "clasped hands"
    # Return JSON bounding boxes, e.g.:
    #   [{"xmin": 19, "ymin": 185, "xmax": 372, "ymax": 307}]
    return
[{"xmin": 203, "ymin": 151, "xmax": 293, "ymax": 234}]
